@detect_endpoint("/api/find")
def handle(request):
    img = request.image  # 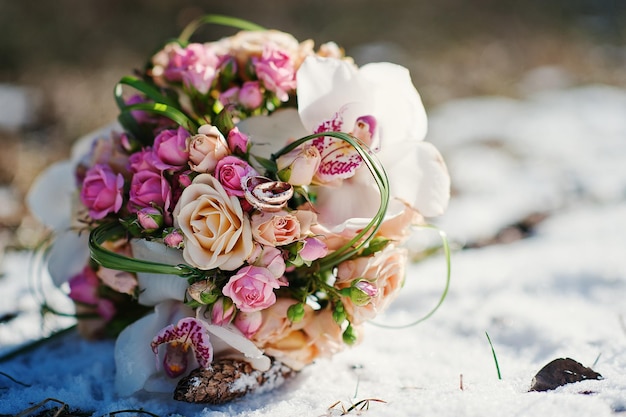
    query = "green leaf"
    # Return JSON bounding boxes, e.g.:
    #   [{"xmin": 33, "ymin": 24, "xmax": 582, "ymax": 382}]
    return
[
  {"xmin": 89, "ymin": 222, "xmax": 198, "ymax": 278},
  {"xmin": 252, "ymin": 155, "xmax": 278, "ymax": 175},
  {"xmin": 121, "ymin": 102, "xmax": 198, "ymax": 133},
  {"xmin": 214, "ymin": 107, "xmax": 235, "ymax": 137}
]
